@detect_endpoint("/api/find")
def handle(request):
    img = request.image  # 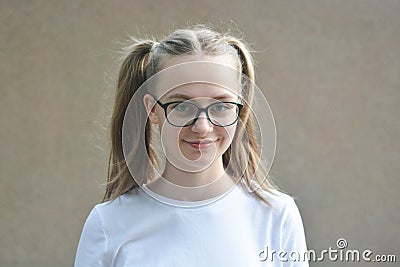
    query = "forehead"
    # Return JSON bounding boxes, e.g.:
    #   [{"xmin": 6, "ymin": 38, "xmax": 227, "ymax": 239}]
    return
[
  {"xmin": 163, "ymin": 83, "xmax": 239, "ymax": 100},
  {"xmin": 148, "ymin": 55, "xmax": 242, "ymax": 98}
]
